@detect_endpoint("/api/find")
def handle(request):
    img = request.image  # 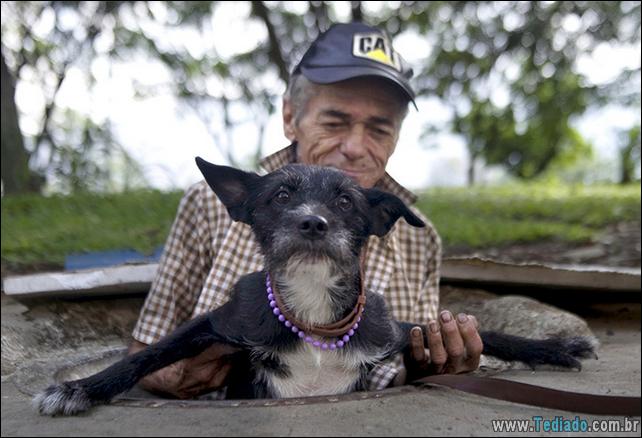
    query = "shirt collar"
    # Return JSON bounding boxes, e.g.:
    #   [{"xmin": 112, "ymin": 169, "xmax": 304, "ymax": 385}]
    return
[{"xmin": 260, "ymin": 143, "xmax": 418, "ymax": 205}]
